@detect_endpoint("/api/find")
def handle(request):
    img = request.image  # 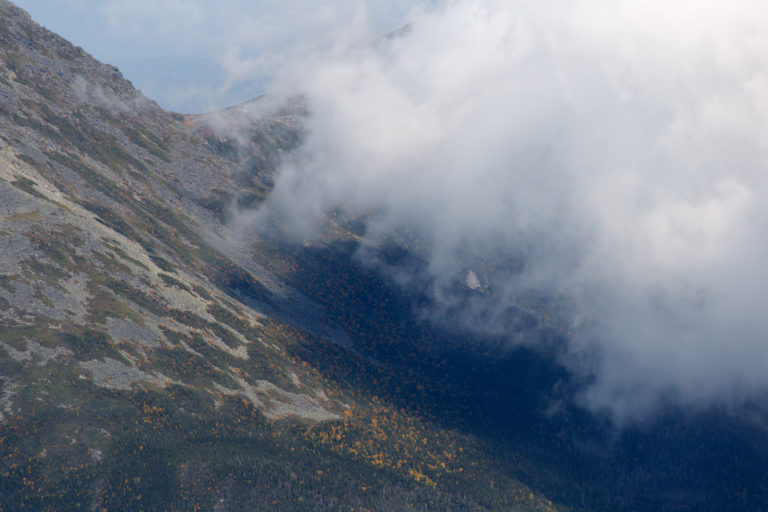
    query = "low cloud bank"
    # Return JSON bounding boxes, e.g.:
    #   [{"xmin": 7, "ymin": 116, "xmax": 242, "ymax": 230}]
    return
[{"xmin": 246, "ymin": 0, "xmax": 768, "ymax": 423}]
